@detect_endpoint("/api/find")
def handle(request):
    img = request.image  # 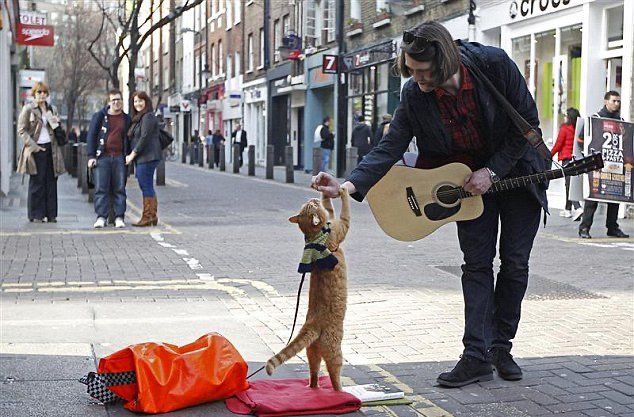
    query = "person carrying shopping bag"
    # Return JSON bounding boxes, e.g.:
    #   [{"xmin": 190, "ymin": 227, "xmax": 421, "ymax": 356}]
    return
[
  {"xmin": 126, "ymin": 91, "xmax": 162, "ymax": 227},
  {"xmin": 17, "ymin": 81, "xmax": 66, "ymax": 223}
]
